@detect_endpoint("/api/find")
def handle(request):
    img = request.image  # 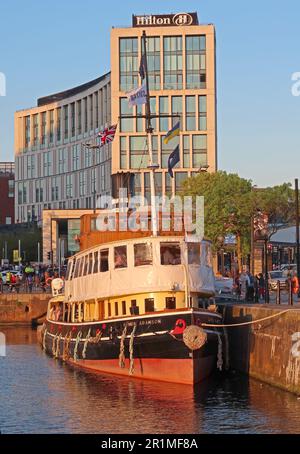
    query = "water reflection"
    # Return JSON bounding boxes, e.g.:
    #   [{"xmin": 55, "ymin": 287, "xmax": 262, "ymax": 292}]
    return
[{"xmin": 0, "ymin": 327, "xmax": 299, "ymax": 434}]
